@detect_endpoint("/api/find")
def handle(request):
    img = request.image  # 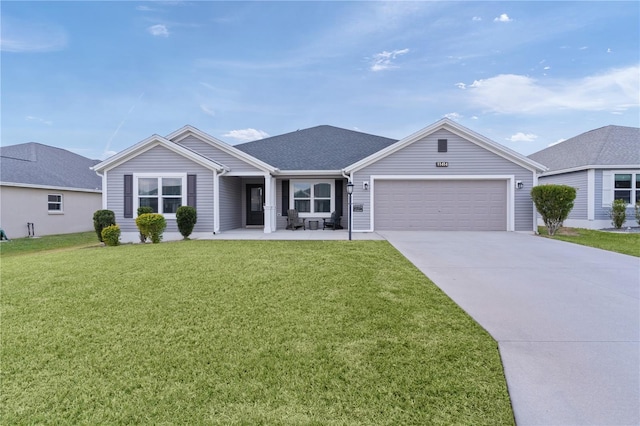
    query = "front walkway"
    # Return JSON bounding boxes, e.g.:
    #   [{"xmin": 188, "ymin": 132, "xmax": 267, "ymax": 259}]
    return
[{"xmin": 203, "ymin": 228, "xmax": 384, "ymax": 240}]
